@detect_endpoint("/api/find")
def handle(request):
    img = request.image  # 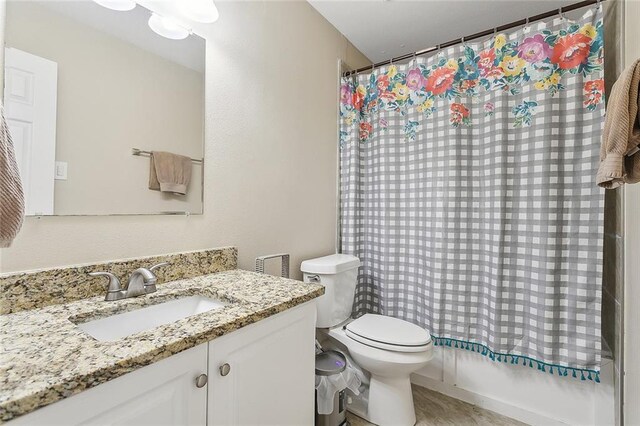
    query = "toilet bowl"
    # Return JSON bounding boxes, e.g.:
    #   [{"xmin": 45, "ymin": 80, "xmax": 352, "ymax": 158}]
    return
[
  {"xmin": 324, "ymin": 315, "xmax": 432, "ymax": 426},
  {"xmin": 302, "ymin": 254, "xmax": 433, "ymax": 426}
]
